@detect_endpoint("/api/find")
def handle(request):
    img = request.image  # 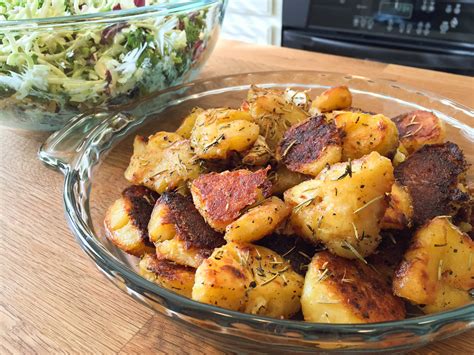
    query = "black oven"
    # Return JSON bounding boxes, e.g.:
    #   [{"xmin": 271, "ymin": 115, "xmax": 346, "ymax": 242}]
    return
[{"xmin": 282, "ymin": 0, "xmax": 474, "ymax": 75}]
